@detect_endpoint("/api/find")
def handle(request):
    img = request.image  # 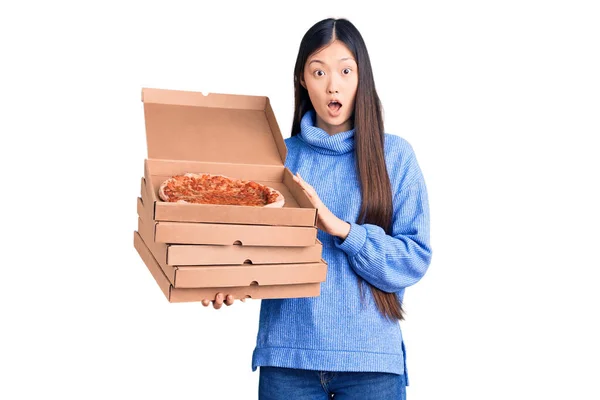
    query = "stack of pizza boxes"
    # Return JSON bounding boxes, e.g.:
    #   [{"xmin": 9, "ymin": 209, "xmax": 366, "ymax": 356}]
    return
[{"xmin": 134, "ymin": 87, "xmax": 328, "ymax": 302}]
